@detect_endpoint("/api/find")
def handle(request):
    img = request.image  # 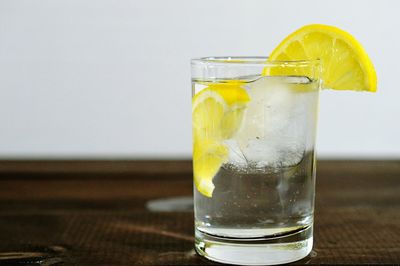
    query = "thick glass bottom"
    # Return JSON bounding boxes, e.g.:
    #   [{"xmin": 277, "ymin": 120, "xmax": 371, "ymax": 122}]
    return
[{"xmin": 195, "ymin": 225, "xmax": 313, "ymax": 265}]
